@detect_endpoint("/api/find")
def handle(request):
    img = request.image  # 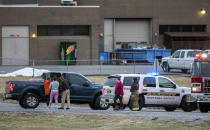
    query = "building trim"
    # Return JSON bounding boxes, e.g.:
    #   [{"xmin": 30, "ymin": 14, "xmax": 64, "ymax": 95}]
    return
[{"xmin": 0, "ymin": 4, "xmax": 100, "ymax": 8}]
